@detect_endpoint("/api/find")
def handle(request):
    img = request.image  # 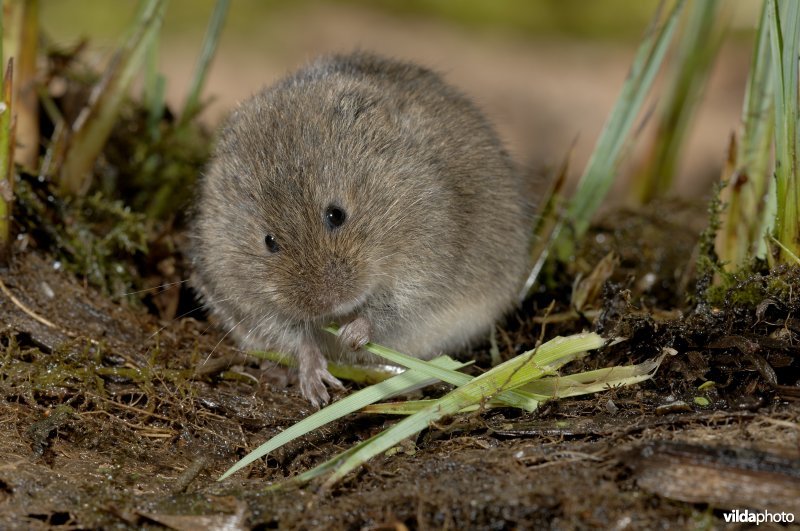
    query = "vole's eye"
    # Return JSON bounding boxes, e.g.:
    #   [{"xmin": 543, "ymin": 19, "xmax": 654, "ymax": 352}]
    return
[
  {"xmin": 324, "ymin": 205, "xmax": 347, "ymax": 230},
  {"xmin": 264, "ymin": 234, "xmax": 280, "ymax": 253}
]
